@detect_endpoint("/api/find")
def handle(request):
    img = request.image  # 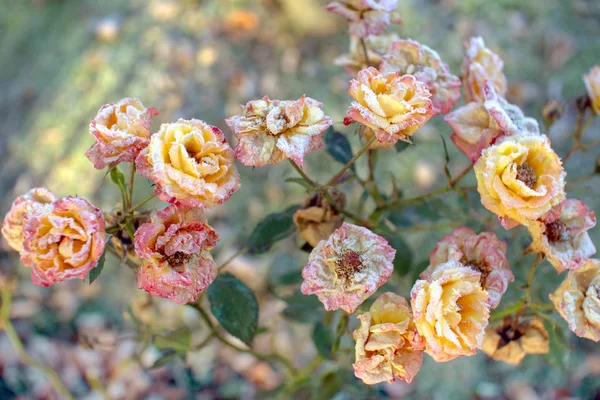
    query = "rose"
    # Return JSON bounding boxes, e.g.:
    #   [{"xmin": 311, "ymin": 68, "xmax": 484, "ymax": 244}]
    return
[
  {"xmin": 411, "ymin": 260, "xmax": 490, "ymax": 362},
  {"xmin": 527, "ymin": 199, "xmax": 596, "ymax": 273},
  {"xmin": 583, "ymin": 65, "xmax": 600, "ymax": 115},
  {"xmin": 86, "ymin": 97, "xmax": 158, "ymax": 169},
  {"xmin": 380, "ymin": 39, "xmax": 461, "ymax": 114},
  {"xmin": 225, "ymin": 95, "xmax": 332, "ymax": 167},
  {"xmin": 481, "ymin": 318, "xmax": 549, "ymax": 366},
  {"xmin": 474, "ymin": 133, "xmax": 566, "ymax": 229},
  {"xmin": 20, "ymin": 197, "xmax": 106, "ymax": 287},
  {"xmin": 462, "ymin": 37, "xmax": 507, "ymax": 103},
  {"xmin": 2, "ymin": 188, "xmax": 57, "ymax": 252},
  {"xmin": 344, "ymin": 67, "xmax": 434, "ymax": 144},
  {"xmin": 134, "ymin": 205, "xmax": 219, "ymax": 304},
  {"xmin": 353, "ymin": 292, "xmax": 425, "ymax": 384},
  {"xmin": 425, "ymin": 227, "xmax": 513, "ymax": 309},
  {"xmin": 550, "ymin": 259, "xmax": 600, "ymax": 342},
  {"xmin": 301, "ymin": 222, "xmax": 395, "ymax": 313},
  {"xmin": 326, "ymin": 0, "xmax": 402, "ymax": 38},
  {"xmin": 136, "ymin": 118, "xmax": 241, "ymax": 208},
  {"xmin": 293, "ymin": 190, "xmax": 346, "ymax": 247}
]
